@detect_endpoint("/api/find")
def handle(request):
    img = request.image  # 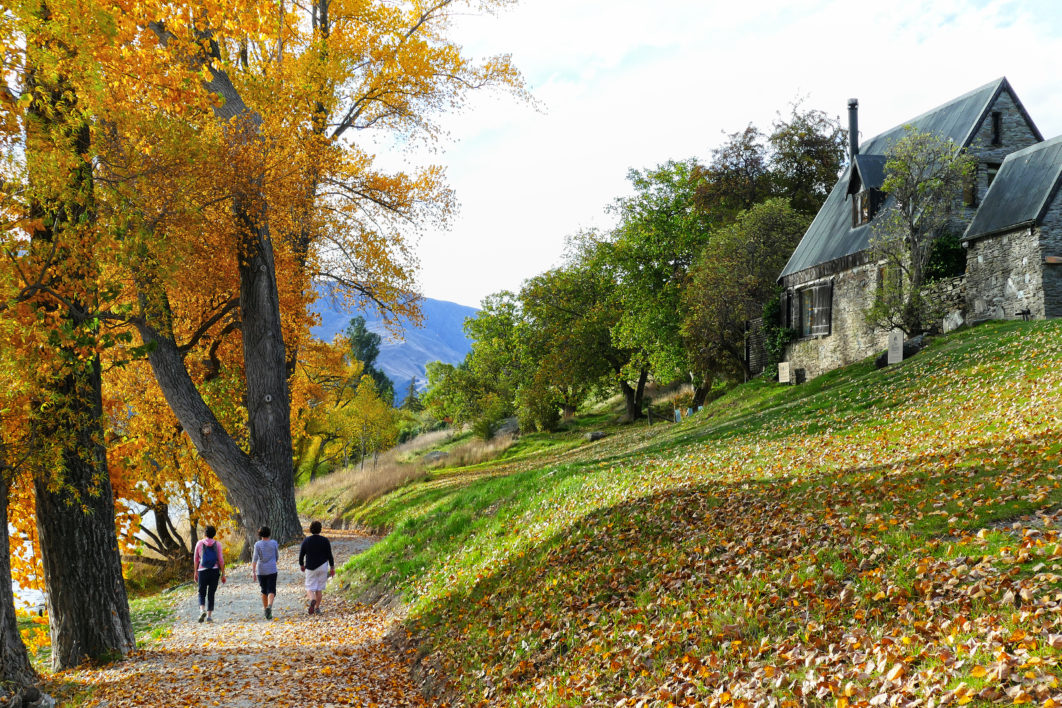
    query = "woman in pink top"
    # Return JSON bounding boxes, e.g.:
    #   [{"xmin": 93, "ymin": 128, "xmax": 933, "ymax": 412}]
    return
[{"xmin": 193, "ymin": 525, "xmax": 226, "ymax": 623}]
